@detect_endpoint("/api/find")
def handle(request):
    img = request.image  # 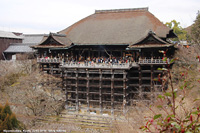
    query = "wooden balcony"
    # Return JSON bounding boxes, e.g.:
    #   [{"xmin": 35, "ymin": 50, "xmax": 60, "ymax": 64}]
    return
[{"xmin": 37, "ymin": 58, "xmax": 170, "ymax": 69}]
